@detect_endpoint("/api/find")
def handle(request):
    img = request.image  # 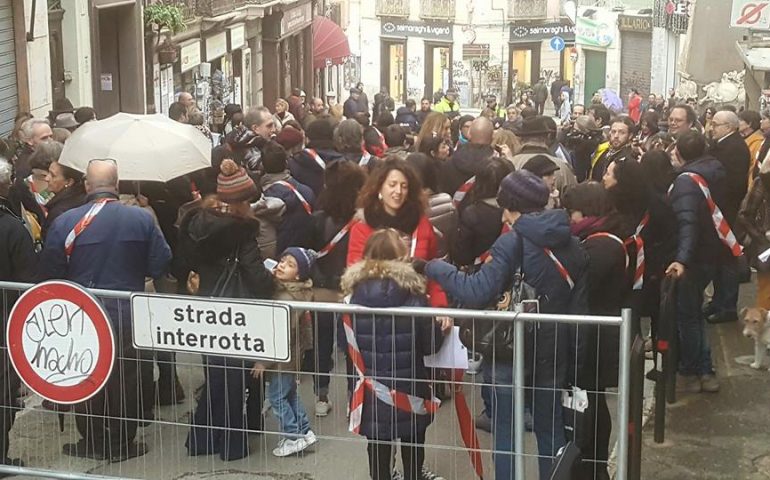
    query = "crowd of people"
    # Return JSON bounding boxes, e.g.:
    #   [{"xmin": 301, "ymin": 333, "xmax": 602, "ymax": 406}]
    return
[{"xmin": 0, "ymin": 82, "xmax": 763, "ymax": 480}]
